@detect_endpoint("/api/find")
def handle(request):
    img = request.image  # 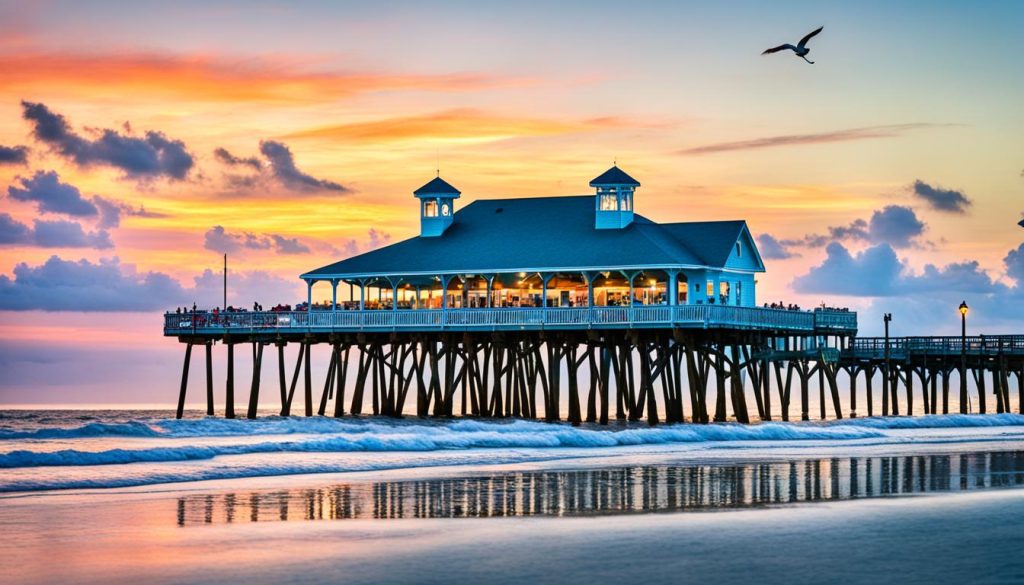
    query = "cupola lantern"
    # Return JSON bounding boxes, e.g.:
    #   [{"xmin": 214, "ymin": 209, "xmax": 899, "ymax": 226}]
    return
[
  {"xmin": 590, "ymin": 165, "xmax": 639, "ymax": 229},
  {"xmin": 414, "ymin": 175, "xmax": 461, "ymax": 237}
]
